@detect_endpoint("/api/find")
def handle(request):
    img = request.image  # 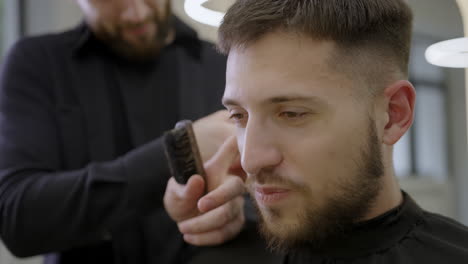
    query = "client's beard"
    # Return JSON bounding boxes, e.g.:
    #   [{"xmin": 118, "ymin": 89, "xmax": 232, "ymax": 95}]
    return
[{"xmin": 248, "ymin": 119, "xmax": 384, "ymax": 253}]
